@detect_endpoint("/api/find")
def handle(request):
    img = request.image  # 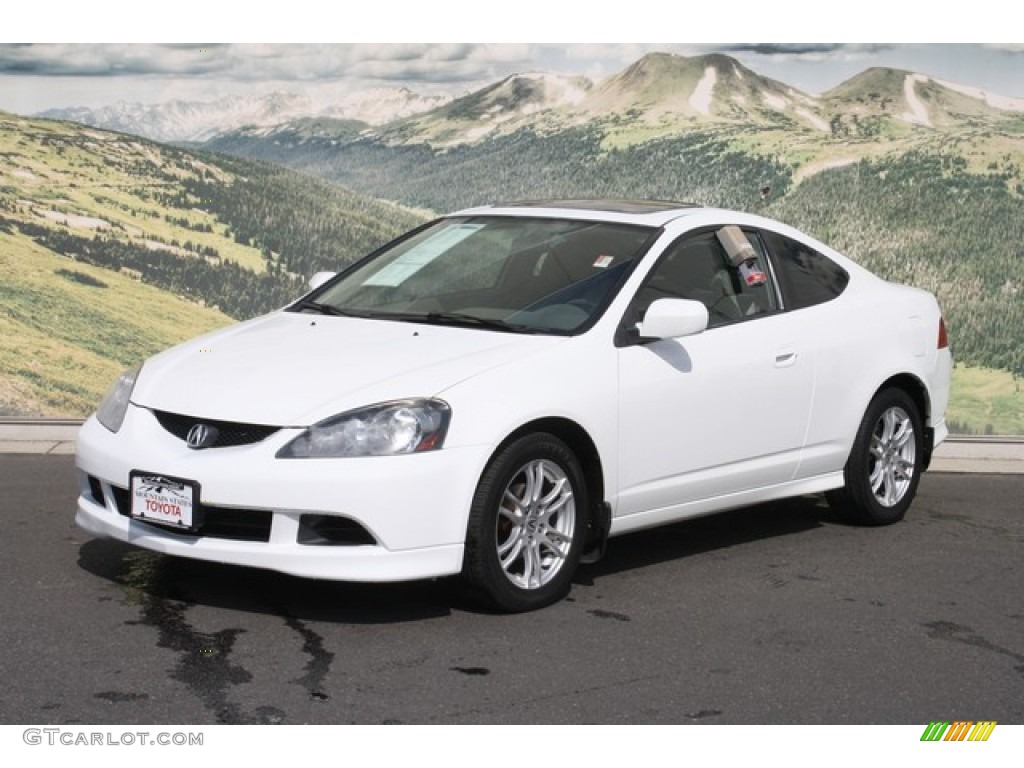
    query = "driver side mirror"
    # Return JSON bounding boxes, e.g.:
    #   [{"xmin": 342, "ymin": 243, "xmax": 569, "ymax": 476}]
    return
[{"xmin": 308, "ymin": 271, "xmax": 336, "ymax": 291}]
